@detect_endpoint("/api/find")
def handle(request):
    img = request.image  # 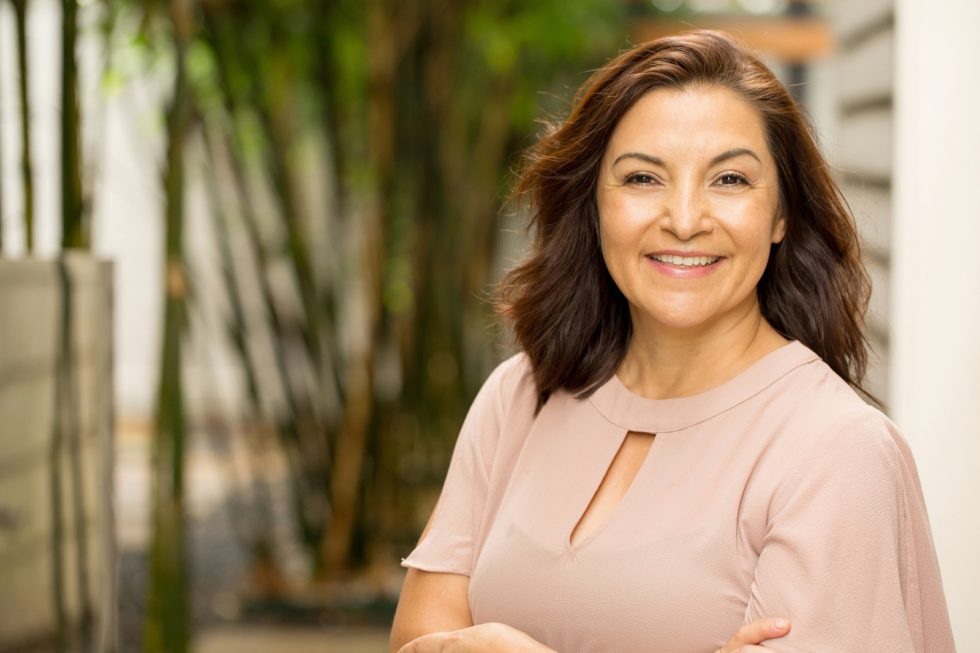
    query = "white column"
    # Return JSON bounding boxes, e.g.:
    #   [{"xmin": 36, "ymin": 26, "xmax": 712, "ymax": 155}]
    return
[{"xmin": 892, "ymin": 2, "xmax": 980, "ymax": 651}]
